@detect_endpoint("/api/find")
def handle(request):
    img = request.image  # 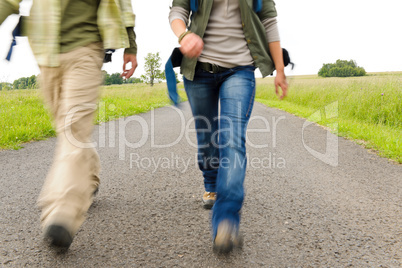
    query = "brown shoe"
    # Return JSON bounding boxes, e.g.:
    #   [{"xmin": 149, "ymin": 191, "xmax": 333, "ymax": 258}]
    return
[
  {"xmin": 202, "ymin": 192, "xmax": 216, "ymax": 209},
  {"xmin": 213, "ymin": 220, "xmax": 243, "ymax": 254}
]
